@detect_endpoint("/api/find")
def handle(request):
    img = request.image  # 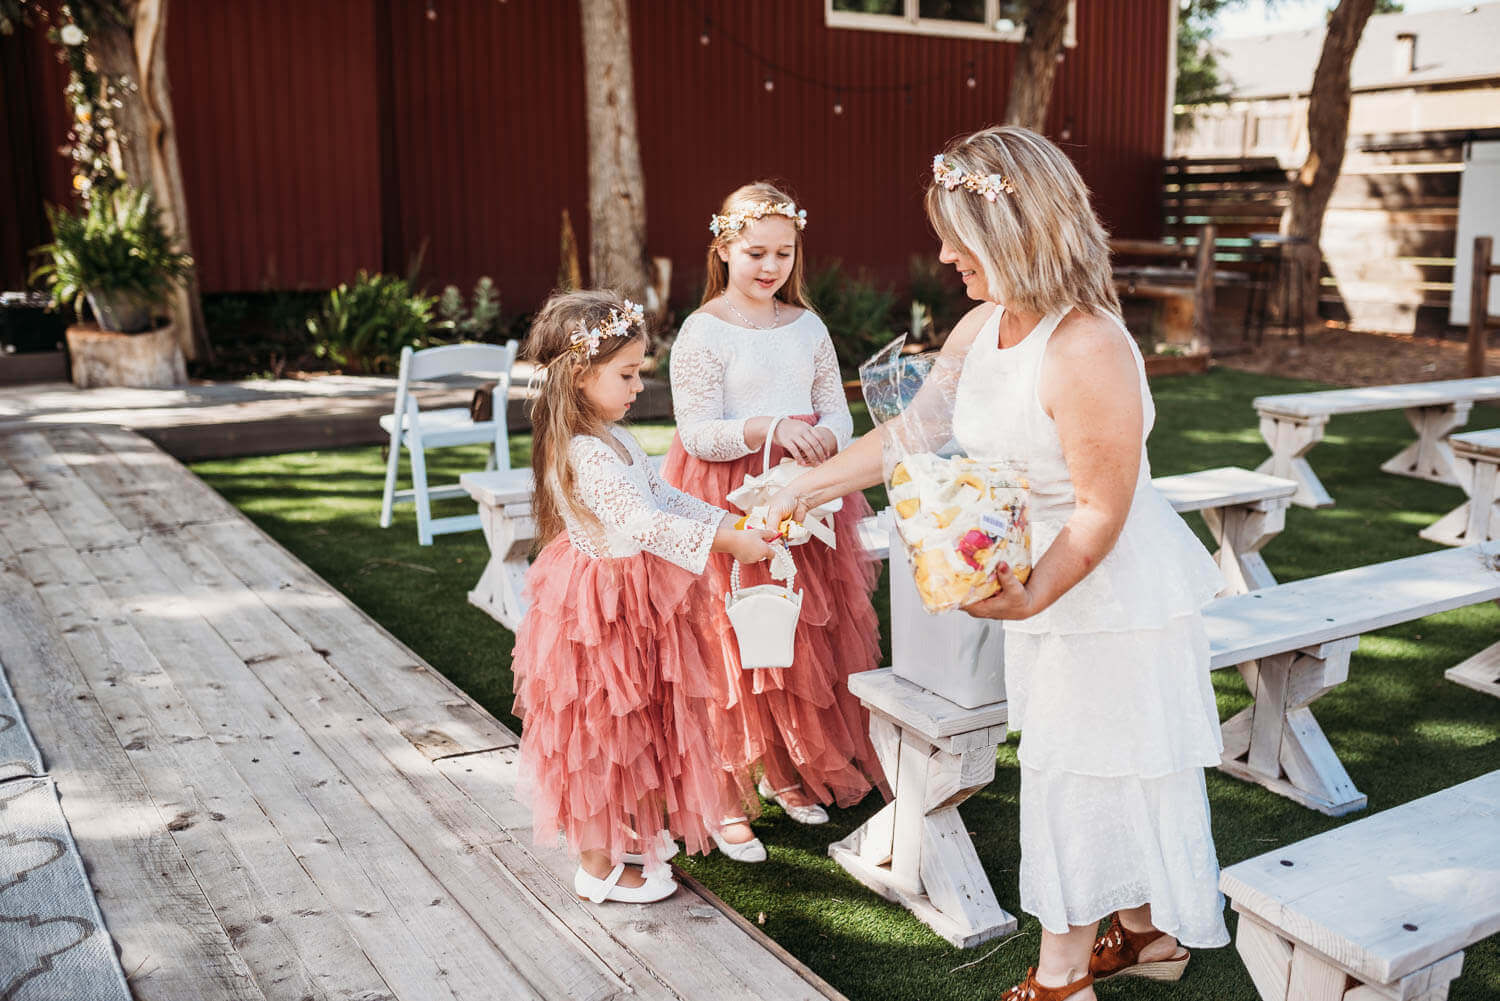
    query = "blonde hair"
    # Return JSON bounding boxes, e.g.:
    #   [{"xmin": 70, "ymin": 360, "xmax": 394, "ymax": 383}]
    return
[
  {"xmin": 523, "ymin": 289, "xmax": 648, "ymax": 545},
  {"xmin": 925, "ymin": 126, "xmax": 1120, "ymax": 318},
  {"xmin": 702, "ymin": 181, "xmax": 814, "ymax": 310}
]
